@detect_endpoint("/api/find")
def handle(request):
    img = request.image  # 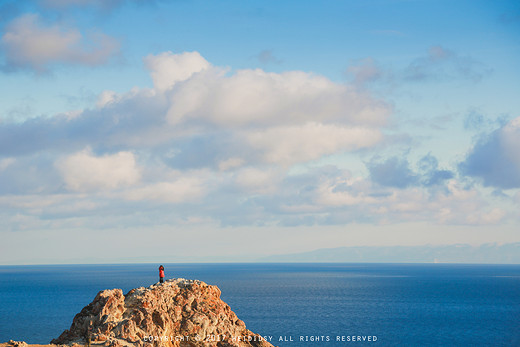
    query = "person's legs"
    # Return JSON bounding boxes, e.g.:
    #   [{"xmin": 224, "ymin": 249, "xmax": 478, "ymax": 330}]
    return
[{"xmin": 160, "ymin": 277, "xmax": 164, "ymax": 283}]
